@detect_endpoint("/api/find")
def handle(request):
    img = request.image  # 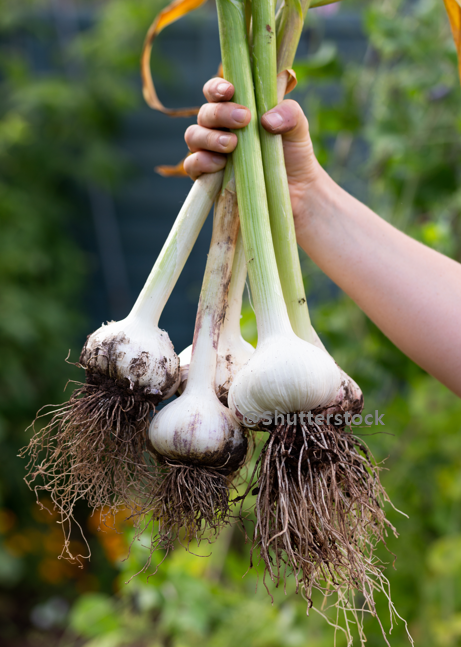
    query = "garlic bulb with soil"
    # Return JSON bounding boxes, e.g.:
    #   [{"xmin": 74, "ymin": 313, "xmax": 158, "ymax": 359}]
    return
[
  {"xmin": 22, "ymin": 171, "xmax": 223, "ymax": 562},
  {"xmin": 144, "ymin": 172, "xmax": 248, "ymax": 556},
  {"xmin": 177, "ymin": 230, "xmax": 254, "ymax": 404}
]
